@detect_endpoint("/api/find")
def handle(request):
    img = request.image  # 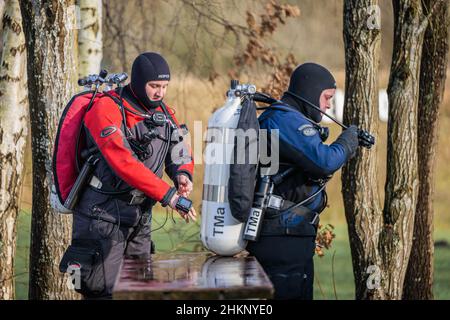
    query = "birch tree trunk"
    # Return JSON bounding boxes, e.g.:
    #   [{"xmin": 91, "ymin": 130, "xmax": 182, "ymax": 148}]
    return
[
  {"xmin": 20, "ymin": 0, "xmax": 79, "ymax": 300},
  {"xmin": 342, "ymin": 0, "xmax": 384, "ymax": 300},
  {"xmin": 0, "ymin": 1, "xmax": 5, "ymax": 30},
  {"xmin": 0, "ymin": 0, "xmax": 28, "ymax": 300},
  {"xmin": 381, "ymin": 0, "xmax": 427, "ymax": 299},
  {"xmin": 77, "ymin": 0, "xmax": 102, "ymax": 77},
  {"xmin": 403, "ymin": 0, "xmax": 449, "ymax": 300}
]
